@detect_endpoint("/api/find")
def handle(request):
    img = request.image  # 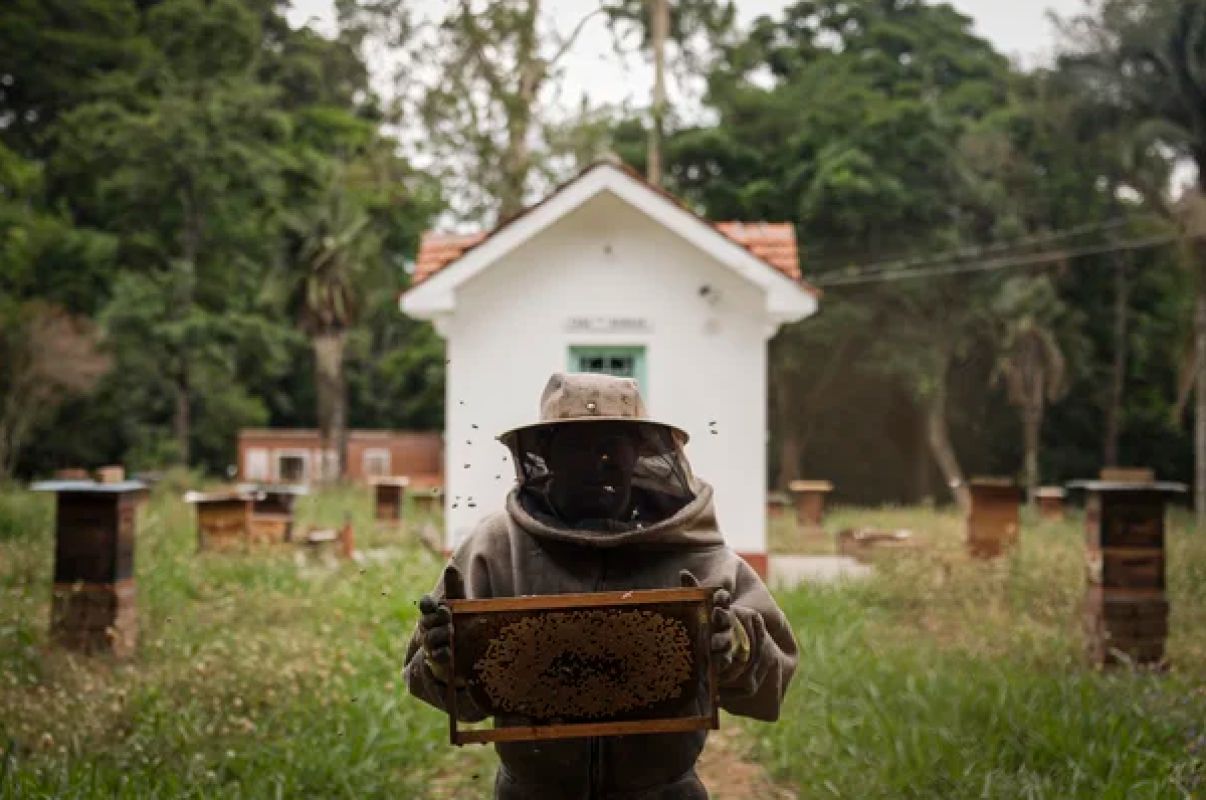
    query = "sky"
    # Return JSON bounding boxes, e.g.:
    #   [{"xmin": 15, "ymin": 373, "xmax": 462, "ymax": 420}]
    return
[{"xmin": 288, "ymin": 0, "xmax": 1088, "ymax": 114}]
